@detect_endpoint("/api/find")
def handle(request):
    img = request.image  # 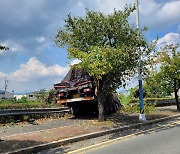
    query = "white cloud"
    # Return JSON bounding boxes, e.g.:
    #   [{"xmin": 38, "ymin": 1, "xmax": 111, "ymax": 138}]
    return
[
  {"xmin": 36, "ymin": 36, "xmax": 45, "ymax": 43},
  {"xmin": 69, "ymin": 59, "xmax": 81, "ymax": 66},
  {"xmin": 0, "ymin": 72, "xmax": 6, "ymax": 78},
  {"xmin": 92, "ymin": 0, "xmax": 134, "ymax": 14},
  {"xmin": 140, "ymin": 0, "xmax": 162, "ymax": 16},
  {"xmin": 91, "ymin": 0, "xmax": 180, "ymax": 30},
  {"xmin": 10, "ymin": 57, "xmax": 69, "ymax": 82},
  {"xmin": 153, "ymin": 1, "xmax": 180, "ymax": 27},
  {"xmin": 156, "ymin": 33, "xmax": 180, "ymax": 48},
  {"xmin": 0, "ymin": 57, "xmax": 69, "ymax": 92}
]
